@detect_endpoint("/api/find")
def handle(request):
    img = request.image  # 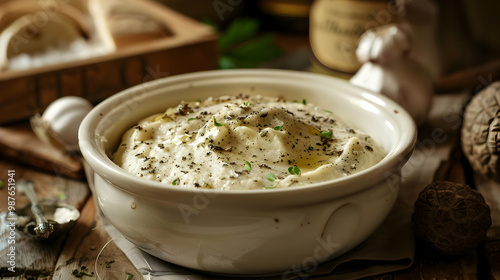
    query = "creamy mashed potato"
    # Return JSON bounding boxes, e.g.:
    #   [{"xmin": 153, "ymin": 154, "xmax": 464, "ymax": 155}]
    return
[{"xmin": 112, "ymin": 95, "xmax": 385, "ymax": 190}]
